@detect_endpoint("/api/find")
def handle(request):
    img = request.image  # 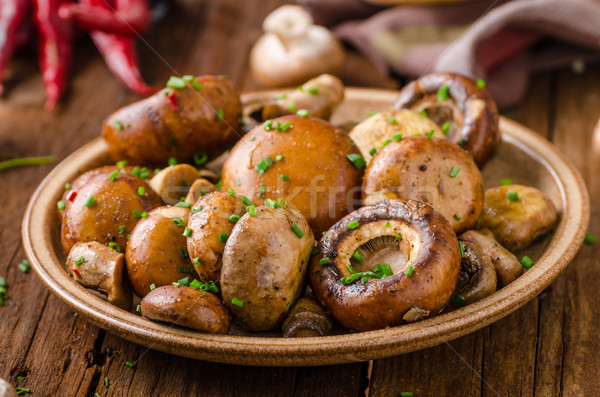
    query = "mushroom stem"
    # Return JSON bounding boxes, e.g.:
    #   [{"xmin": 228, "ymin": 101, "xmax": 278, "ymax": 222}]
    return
[{"xmin": 282, "ymin": 297, "xmax": 332, "ymax": 338}]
